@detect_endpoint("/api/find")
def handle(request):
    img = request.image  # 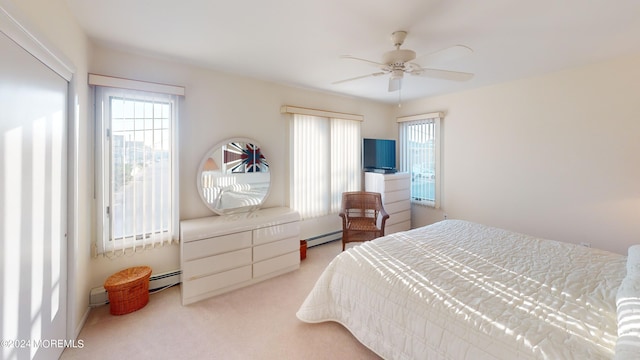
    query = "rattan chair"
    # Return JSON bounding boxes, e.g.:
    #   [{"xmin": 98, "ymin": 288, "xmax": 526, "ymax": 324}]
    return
[{"xmin": 339, "ymin": 191, "xmax": 389, "ymax": 251}]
